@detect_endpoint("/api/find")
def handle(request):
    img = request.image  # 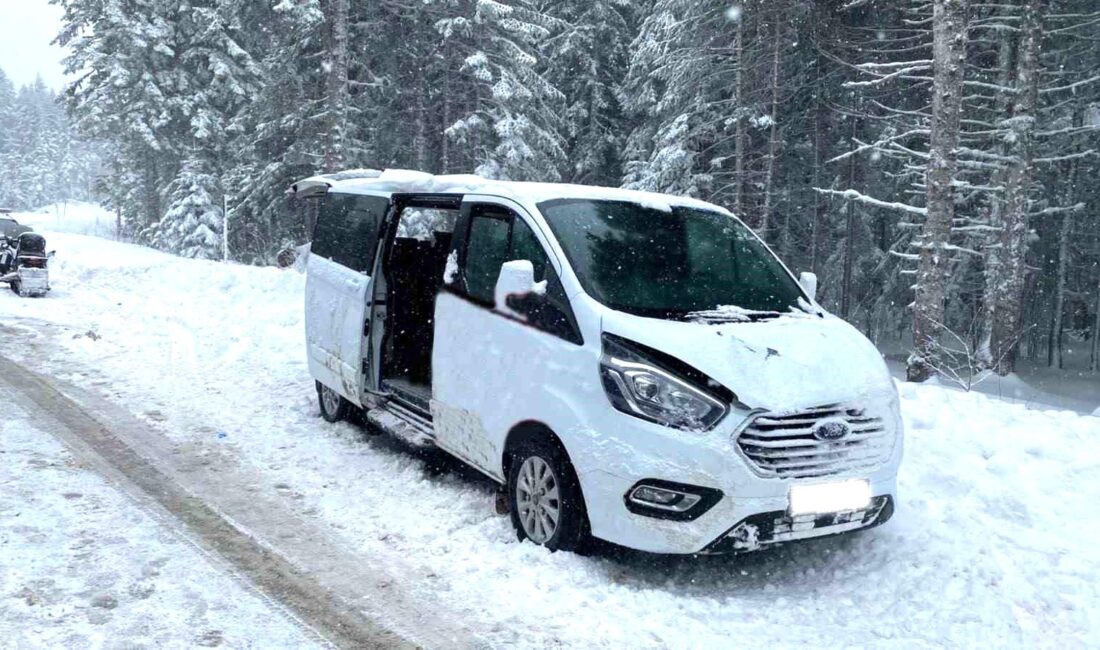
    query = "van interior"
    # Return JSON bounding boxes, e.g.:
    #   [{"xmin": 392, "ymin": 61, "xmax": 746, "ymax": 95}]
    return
[{"xmin": 380, "ymin": 202, "xmax": 460, "ymax": 412}]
